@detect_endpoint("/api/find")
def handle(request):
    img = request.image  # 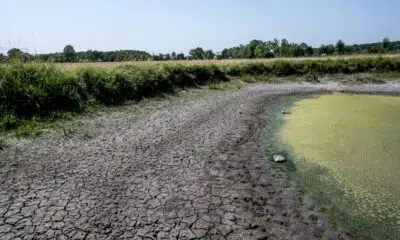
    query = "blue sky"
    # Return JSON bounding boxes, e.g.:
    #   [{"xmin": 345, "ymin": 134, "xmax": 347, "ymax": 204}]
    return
[{"xmin": 2, "ymin": 0, "xmax": 400, "ymax": 54}]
